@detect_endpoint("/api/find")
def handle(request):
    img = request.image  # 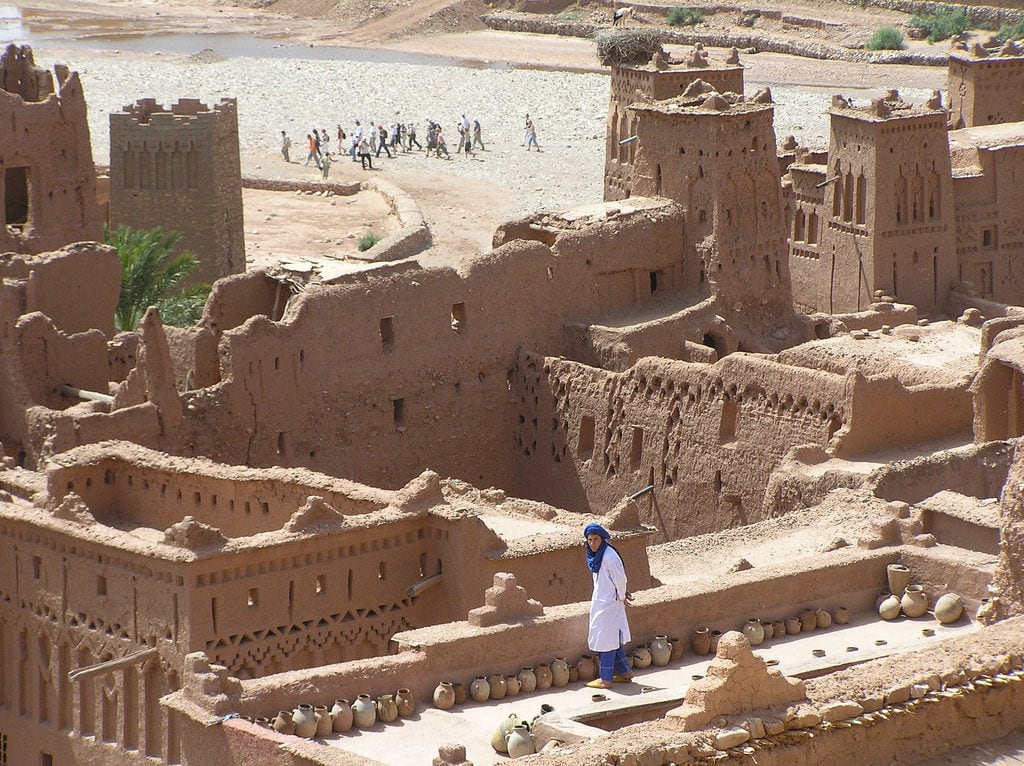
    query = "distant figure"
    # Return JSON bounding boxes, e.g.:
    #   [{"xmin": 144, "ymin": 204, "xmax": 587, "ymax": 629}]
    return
[
  {"xmin": 358, "ymin": 137, "xmax": 373, "ymax": 170},
  {"xmin": 472, "ymin": 118, "xmax": 484, "ymax": 150},
  {"xmin": 304, "ymin": 133, "xmax": 317, "ymax": 166},
  {"xmin": 408, "ymin": 122, "xmax": 422, "ymax": 150},
  {"xmin": 280, "ymin": 130, "xmax": 291, "ymax": 162},
  {"xmin": 320, "ymin": 151, "xmax": 332, "ymax": 180},
  {"xmin": 525, "ymin": 116, "xmax": 540, "ymax": 152},
  {"xmin": 612, "ymin": 6, "xmax": 634, "ymax": 25}
]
